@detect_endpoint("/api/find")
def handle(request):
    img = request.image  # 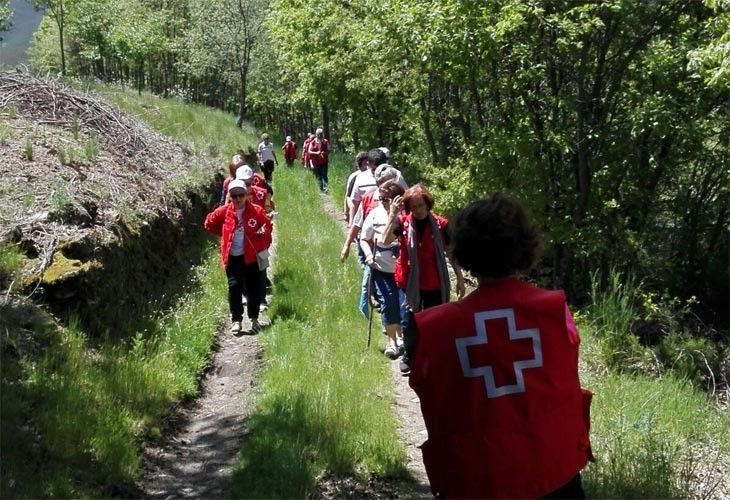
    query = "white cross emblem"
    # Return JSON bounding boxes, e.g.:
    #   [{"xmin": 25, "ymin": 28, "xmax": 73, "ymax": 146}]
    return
[
  {"xmin": 455, "ymin": 308, "xmax": 543, "ymax": 398},
  {"xmin": 247, "ymin": 218, "xmax": 257, "ymax": 228}
]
